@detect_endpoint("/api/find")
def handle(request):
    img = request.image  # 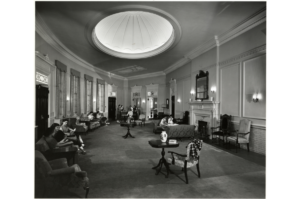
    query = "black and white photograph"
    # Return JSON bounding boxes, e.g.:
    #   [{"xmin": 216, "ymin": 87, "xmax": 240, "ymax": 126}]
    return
[{"xmin": 2, "ymin": 0, "xmax": 300, "ymax": 199}]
